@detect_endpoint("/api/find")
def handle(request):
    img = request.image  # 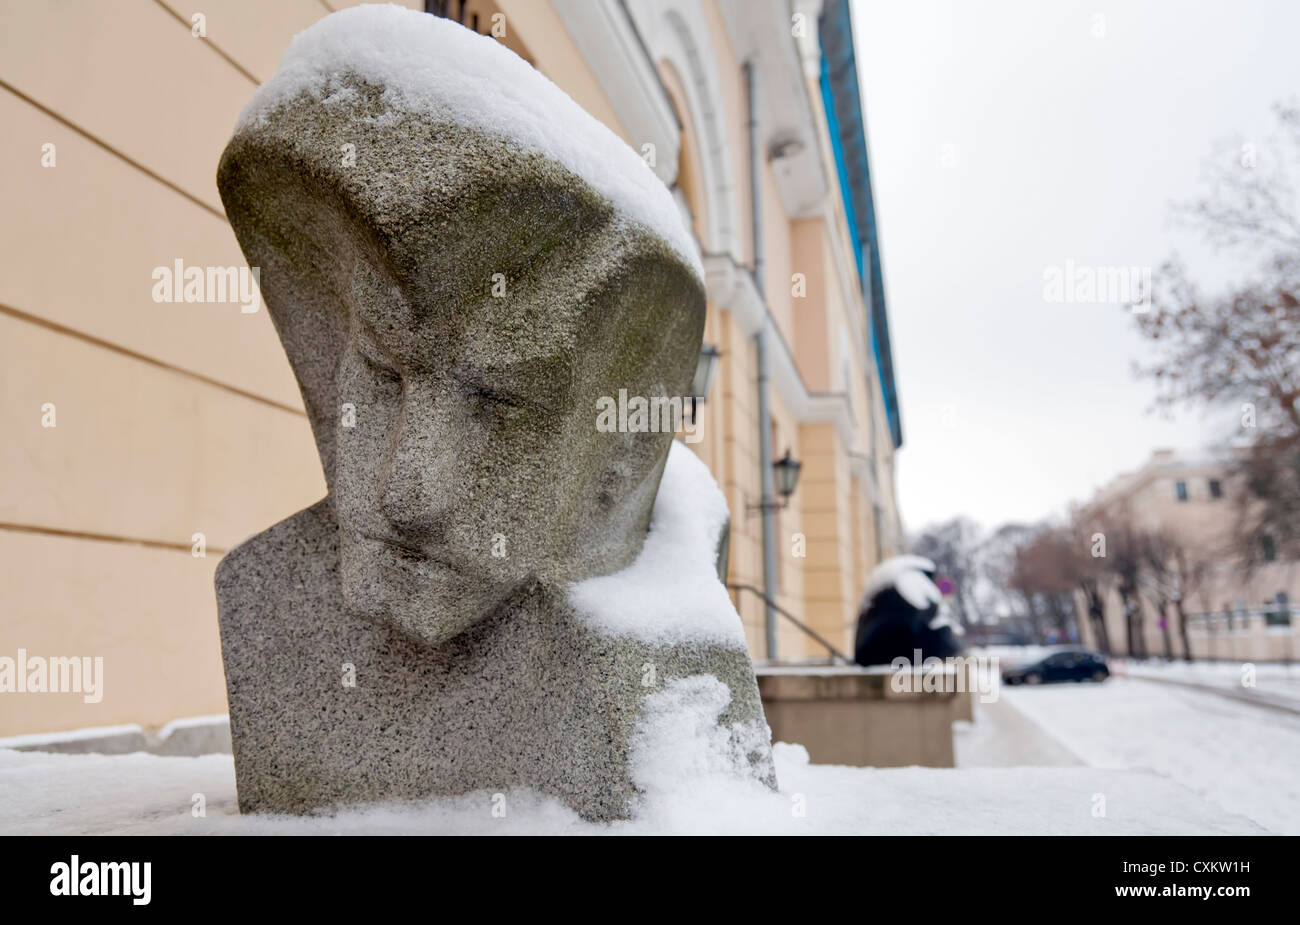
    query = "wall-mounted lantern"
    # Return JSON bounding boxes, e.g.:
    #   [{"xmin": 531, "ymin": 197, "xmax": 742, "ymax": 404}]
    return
[
  {"xmin": 773, "ymin": 449, "xmax": 802, "ymax": 502},
  {"xmin": 747, "ymin": 448, "xmax": 802, "ymax": 515},
  {"xmin": 688, "ymin": 344, "xmax": 721, "ymax": 423},
  {"xmin": 691, "ymin": 344, "xmax": 721, "ymax": 401}
]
